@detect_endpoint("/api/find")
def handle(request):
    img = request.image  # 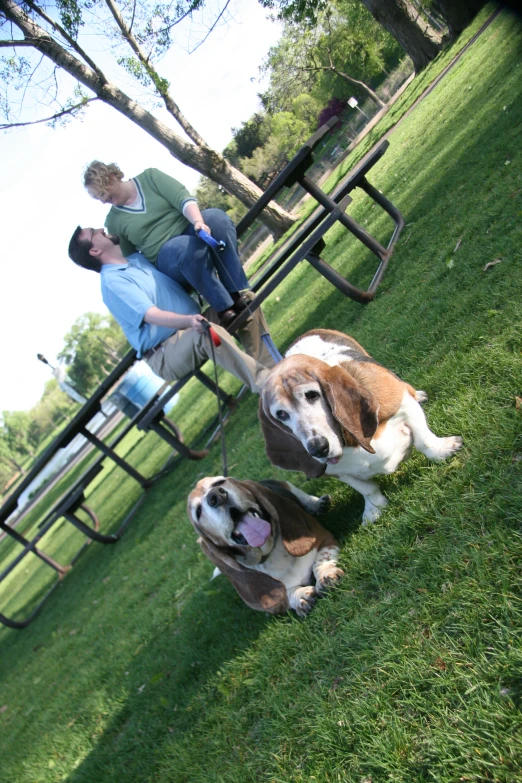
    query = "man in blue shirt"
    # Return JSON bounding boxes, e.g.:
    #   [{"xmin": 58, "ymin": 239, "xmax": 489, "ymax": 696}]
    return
[{"xmin": 68, "ymin": 227, "xmax": 275, "ymax": 394}]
